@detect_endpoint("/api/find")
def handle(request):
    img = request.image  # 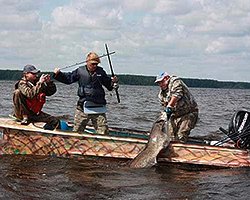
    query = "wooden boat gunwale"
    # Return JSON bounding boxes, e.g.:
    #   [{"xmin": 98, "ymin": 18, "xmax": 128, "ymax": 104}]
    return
[
  {"xmin": 0, "ymin": 118, "xmax": 149, "ymax": 144},
  {"xmin": 170, "ymin": 140, "xmax": 249, "ymax": 152}
]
